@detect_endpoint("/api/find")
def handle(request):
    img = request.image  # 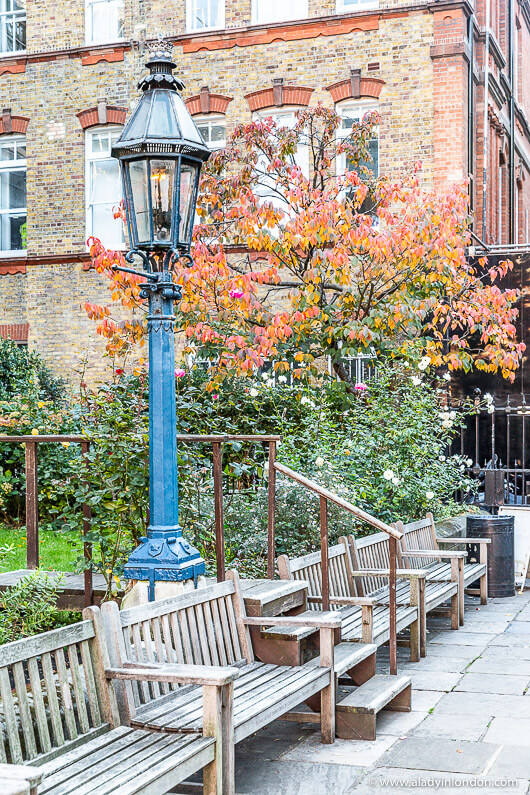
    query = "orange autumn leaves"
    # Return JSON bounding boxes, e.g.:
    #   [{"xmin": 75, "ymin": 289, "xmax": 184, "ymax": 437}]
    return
[{"xmin": 85, "ymin": 106, "xmax": 524, "ymax": 383}]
